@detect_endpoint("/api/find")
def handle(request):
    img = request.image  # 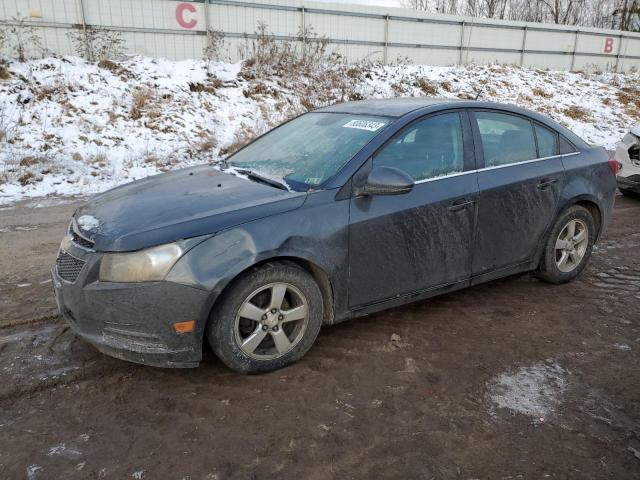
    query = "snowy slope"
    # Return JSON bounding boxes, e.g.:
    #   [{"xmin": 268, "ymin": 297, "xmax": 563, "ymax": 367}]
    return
[{"xmin": 0, "ymin": 56, "xmax": 638, "ymax": 205}]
